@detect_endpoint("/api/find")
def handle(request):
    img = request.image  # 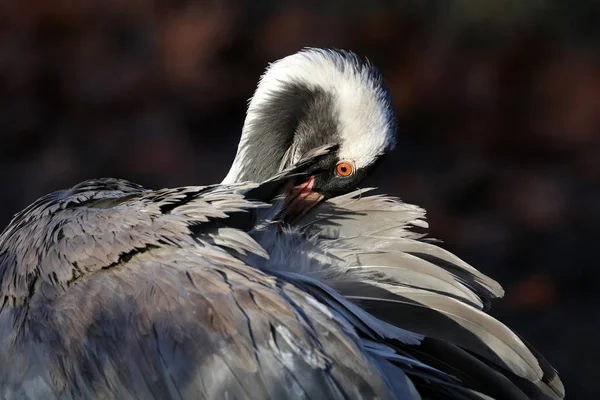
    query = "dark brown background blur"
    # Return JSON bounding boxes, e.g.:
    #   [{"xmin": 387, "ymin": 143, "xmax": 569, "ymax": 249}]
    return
[{"xmin": 1, "ymin": 0, "xmax": 598, "ymax": 397}]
